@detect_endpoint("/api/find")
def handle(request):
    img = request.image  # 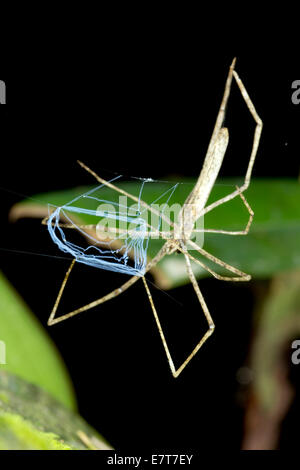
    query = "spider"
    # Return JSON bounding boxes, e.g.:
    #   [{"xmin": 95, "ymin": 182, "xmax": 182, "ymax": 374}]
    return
[{"xmin": 45, "ymin": 58, "xmax": 262, "ymax": 378}]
